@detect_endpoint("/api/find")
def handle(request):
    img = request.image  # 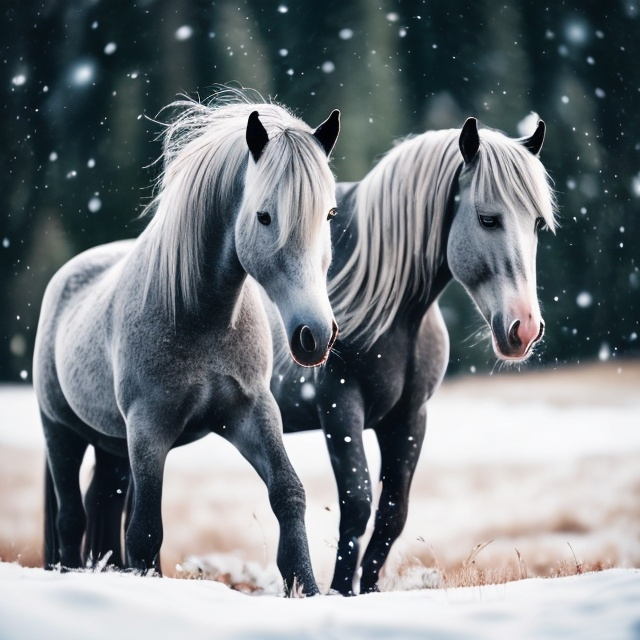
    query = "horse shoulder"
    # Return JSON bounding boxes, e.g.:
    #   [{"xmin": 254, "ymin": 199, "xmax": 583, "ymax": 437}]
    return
[{"xmin": 227, "ymin": 278, "xmax": 273, "ymax": 387}]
